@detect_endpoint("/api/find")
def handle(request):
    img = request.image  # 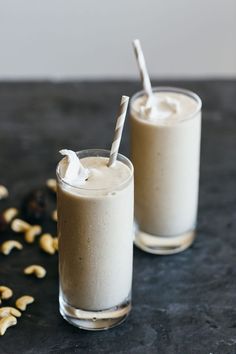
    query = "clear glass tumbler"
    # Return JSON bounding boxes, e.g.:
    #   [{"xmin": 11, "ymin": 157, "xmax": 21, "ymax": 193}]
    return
[
  {"xmin": 57, "ymin": 149, "xmax": 134, "ymax": 330},
  {"xmin": 130, "ymin": 87, "xmax": 202, "ymax": 255}
]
